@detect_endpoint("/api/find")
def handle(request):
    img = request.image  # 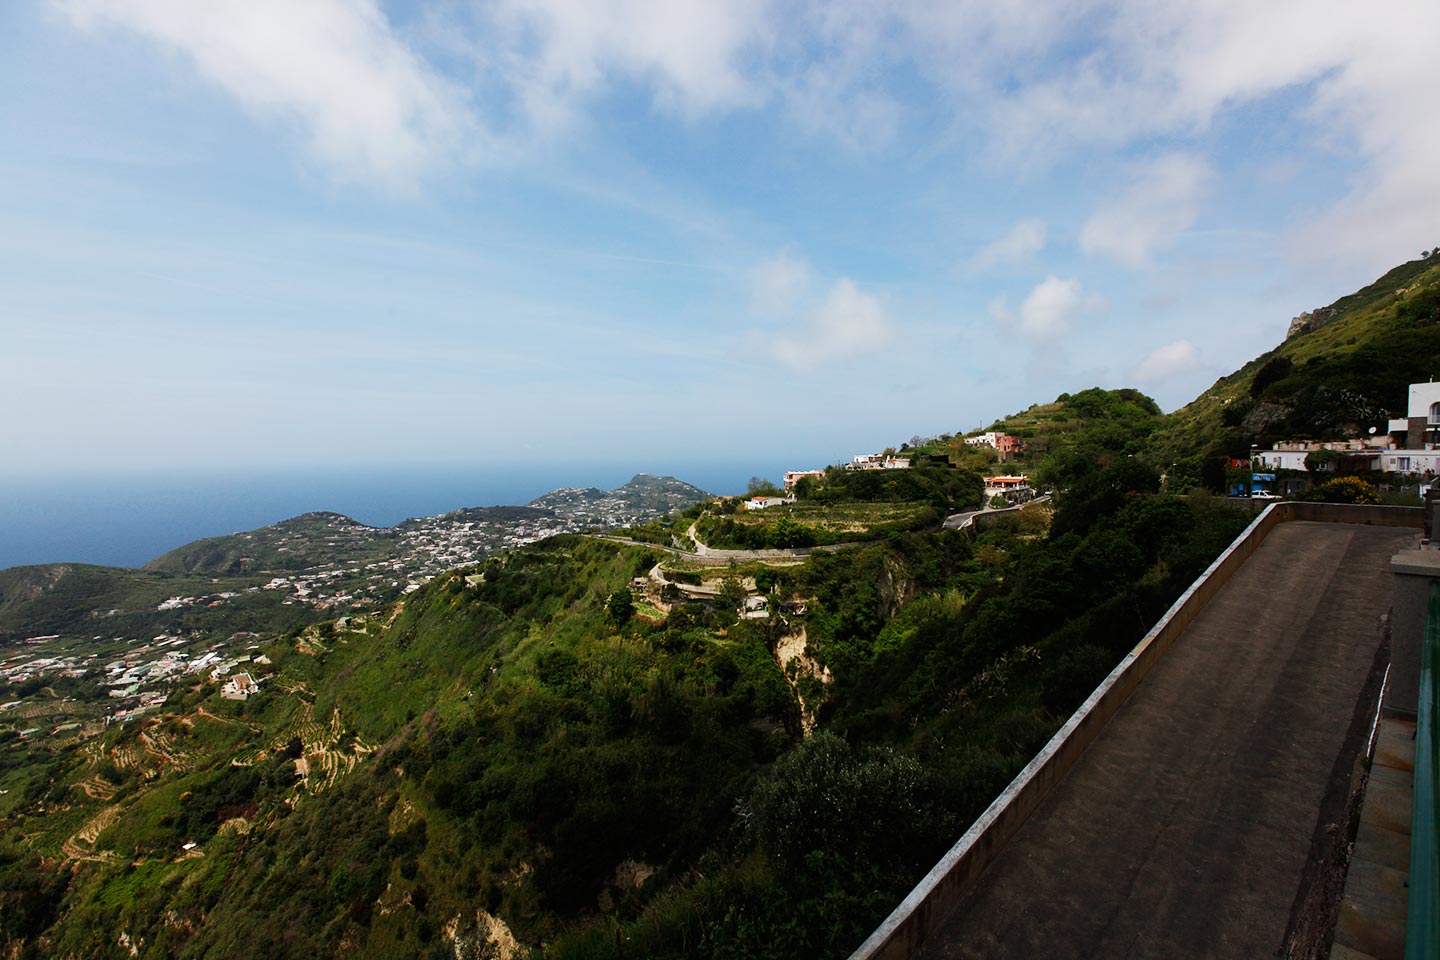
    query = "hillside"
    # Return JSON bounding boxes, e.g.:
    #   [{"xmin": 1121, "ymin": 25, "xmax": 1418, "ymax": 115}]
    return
[
  {"xmin": 4, "ymin": 248, "xmax": 1430, "ymax": 956},
  {"xmin": 1, "ymin": 477, "xmax": 708, "ymax": 649},
  {"xmin": 529, "ymin": 473, "xmax": 710, "ymax": 520},
  {"xmin": 0, "ymin": 563, "xmax": 319, "ymax": 646},
  {"xmin": 0, "ymin": 404, "xmax": 1252, "ymax": 957},
  {"xmin": 1150, "ymin": 254, "xmax": 1440, "ymax": 475},
  {"xmin": 144, "ymin": 512, "xmax": 397, "ymax": 576}
]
